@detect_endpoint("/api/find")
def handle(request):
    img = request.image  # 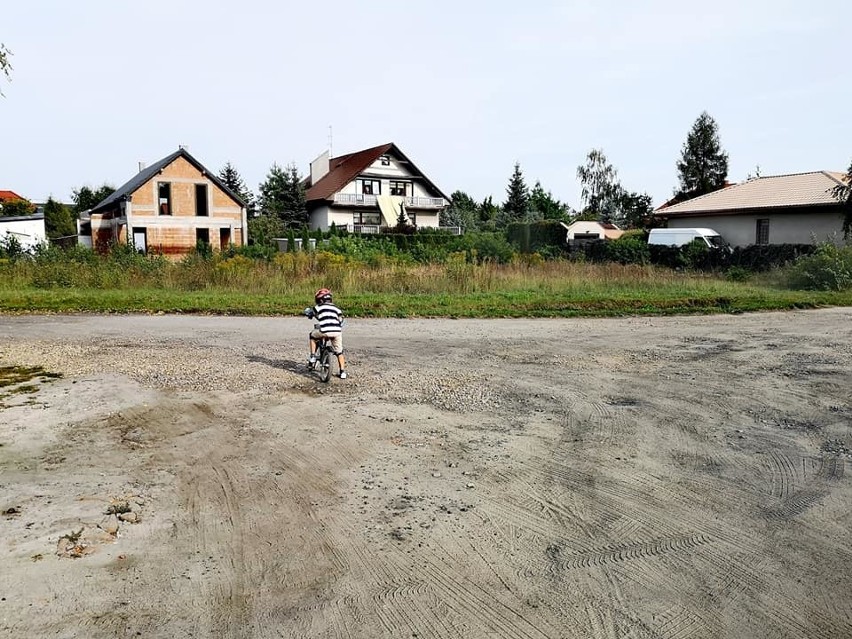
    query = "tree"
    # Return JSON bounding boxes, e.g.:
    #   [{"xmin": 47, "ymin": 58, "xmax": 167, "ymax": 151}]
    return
[
  {"xmin": 247, "ymin": 214, "xmax": 285, "ymax": 248},
  {"xmin": 44, "ymin": 197, "xmax": 76, "ymax": 238},
  {"xmin": 577, "ymin": 149, "xmax": 622, "ymax": 223},
  {"xmin": 675, "ymin": 111, "xmax": 729, "ymax": 200},
  {"xmin": 529, "ymin": 181, "xmax": 569, "ymax": 221},
  {"xmin": 218, "ymin": 162, "xmax": 256, "ymax": 216},
  {"xmin": 0, "ymin": 43, "xmax": 12, "ymax": 97},
  {"xmin": 442, "ymin": 190, "xmax": 479, "ymax": 230},
  {"xmin": 503, "ymin": 162, "xmax": 530, "ymax": 222},
  {"xmin": 832, "ymin": 160, "xmax": 852, "ymax": 239},
  {"xmin": 618, "ymin": 191, "xmax": 655, "ymax": 230},
  {"xmin": 0, "ymin": 197, "xmax": 35, "ymax": 217},
  {"xmin": 478, "ymin": 196, "xmax": 501, "ymax": 231},
  {"xmin": 72, "ymin": 184, "xmax": 115, "ymax": 215},
  {"xmin": 258, "ymin": 162, "xmax": 307, "ymax": 228}
]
